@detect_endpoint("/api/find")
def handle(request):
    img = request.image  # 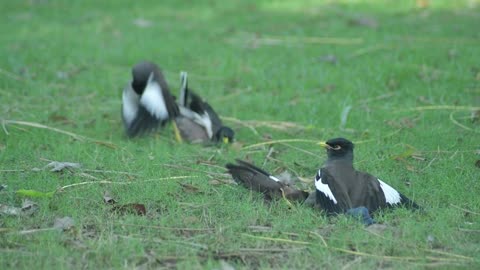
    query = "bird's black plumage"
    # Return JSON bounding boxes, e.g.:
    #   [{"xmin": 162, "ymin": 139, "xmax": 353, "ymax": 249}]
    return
[
  {"xmin": 226, "ymin": 159, "xmax": 309, "ymax": 202},
  {"xmin": 121, "ymin": 61, "xmax": 179, "ymax": 137},
  {"xmin": 316, "ymin": 138, "xmax": 420, "ymax": 215},
  {"xmin": 176, "ymin": 71, "xmax": 235, "ymax": 144}
]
